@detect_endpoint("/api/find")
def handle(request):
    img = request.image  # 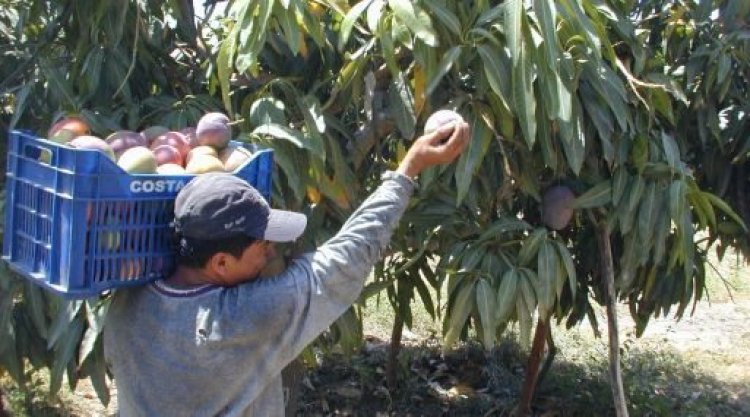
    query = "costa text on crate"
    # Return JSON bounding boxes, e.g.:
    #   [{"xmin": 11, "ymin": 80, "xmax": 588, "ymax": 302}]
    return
[{"xmin": 130, "ymin": 179, "xmax": 187, "ymax": 193}]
